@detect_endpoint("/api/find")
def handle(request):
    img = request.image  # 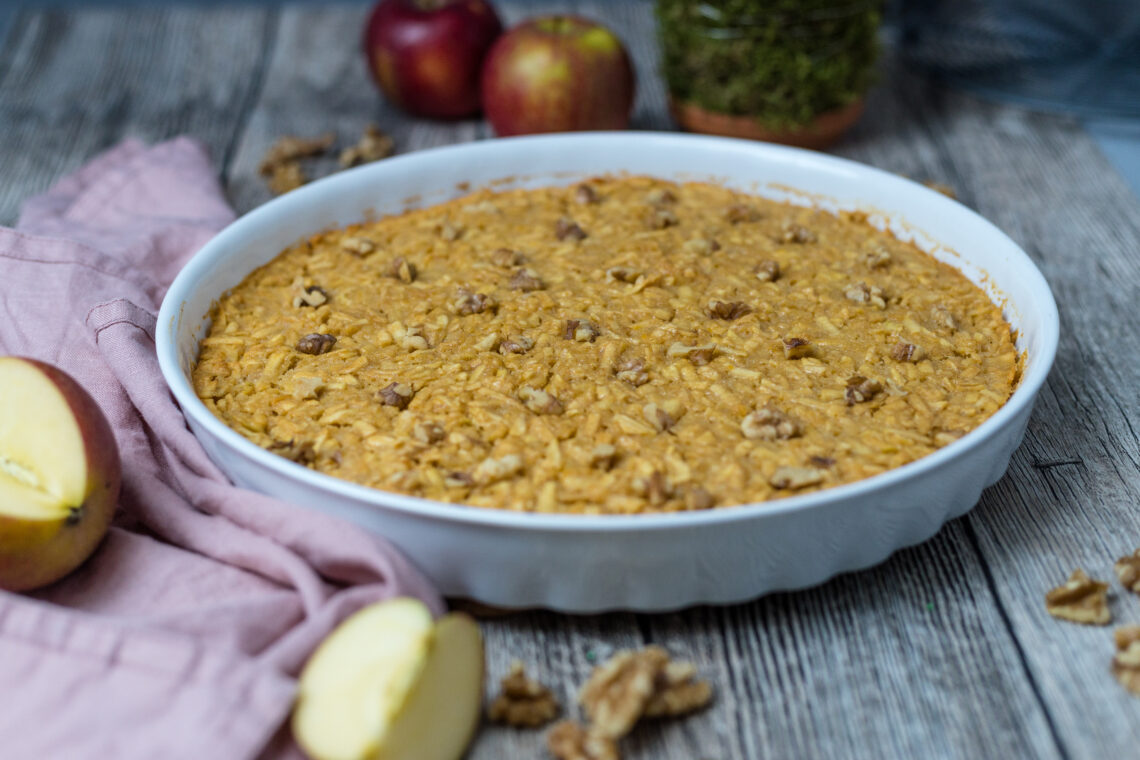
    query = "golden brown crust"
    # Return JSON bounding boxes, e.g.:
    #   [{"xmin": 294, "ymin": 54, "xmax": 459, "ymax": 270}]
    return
[{"xmin": 192, "ymin": 177, "xmax": 1020, "ymax": 514}]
